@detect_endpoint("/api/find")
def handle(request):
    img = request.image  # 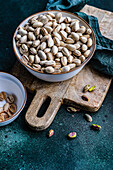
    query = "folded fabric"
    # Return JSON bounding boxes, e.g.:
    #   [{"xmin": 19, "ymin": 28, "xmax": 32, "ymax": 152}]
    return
[{"xmin": 46, "ymin": 0, "xmax": 113, "ymax": 76}]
